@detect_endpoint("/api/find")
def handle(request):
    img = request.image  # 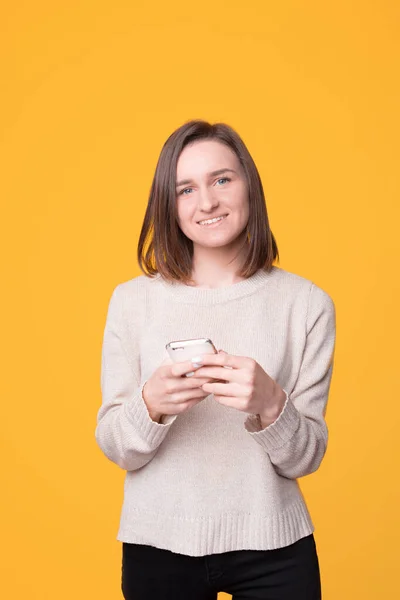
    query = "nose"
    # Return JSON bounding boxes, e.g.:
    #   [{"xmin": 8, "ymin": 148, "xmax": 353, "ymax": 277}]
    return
[{"xmin": 198, "ymin": 185, "xmax": 219, "ymax": 212}]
